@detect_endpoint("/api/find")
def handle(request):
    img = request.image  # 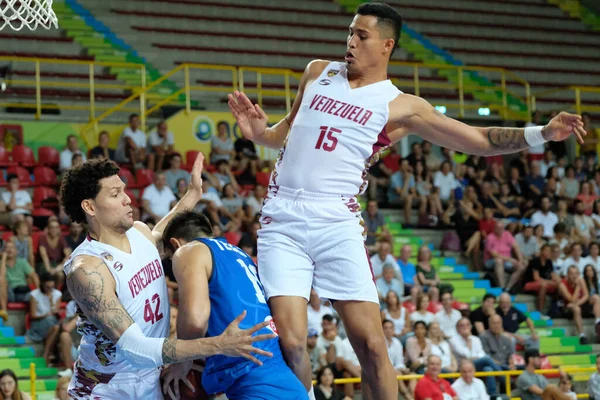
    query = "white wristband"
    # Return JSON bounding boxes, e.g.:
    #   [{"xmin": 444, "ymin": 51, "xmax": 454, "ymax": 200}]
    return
[{"xmin": 524, "ymin": 125, "xmax": 546, "ymax": 147}]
